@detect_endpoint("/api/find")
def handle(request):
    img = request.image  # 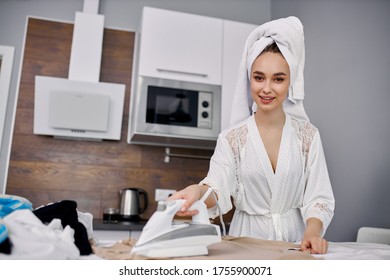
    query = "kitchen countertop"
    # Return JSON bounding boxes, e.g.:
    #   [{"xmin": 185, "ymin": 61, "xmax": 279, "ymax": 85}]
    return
[
  {"xmin": 93, "ymin": 219, "xmax": 147, "ymax": 231},
  {"xmin": 93, "ymin": 218, "xmax": 229, "ymax": 232}
]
